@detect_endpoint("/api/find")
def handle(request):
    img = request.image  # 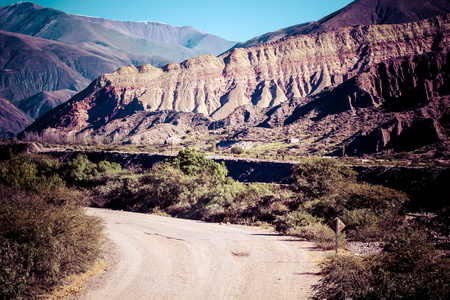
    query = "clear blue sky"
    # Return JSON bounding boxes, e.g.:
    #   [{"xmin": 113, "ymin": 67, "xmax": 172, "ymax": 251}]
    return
[{"xmin": 0, "ymin": 0, "xmax": 354, "ymax": 42}]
